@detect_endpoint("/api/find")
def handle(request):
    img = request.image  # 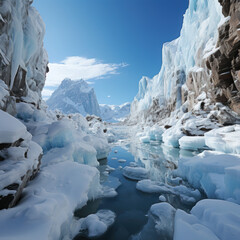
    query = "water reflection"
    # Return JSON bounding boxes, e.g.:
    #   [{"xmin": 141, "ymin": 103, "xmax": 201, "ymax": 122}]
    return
[{"xmin": 74, "ymin": 131, "xmax": 201, "ymax": 240}]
